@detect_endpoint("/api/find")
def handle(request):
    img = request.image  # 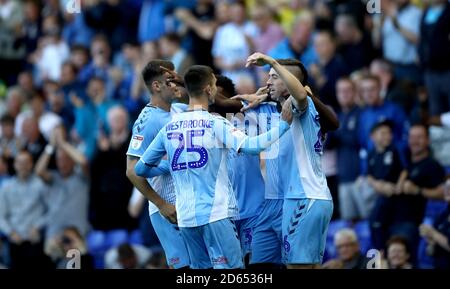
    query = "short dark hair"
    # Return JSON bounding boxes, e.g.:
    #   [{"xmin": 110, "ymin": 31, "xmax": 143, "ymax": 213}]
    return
[
  {"xmin": 387, "ymin": 235, "xmax": 410, "ymax": 254},
  {"xmin": 0, "ymin": 114, "xmax": 15, "ymax": 125},
  {"xmin": 215, "ymin": 74, "xmax": 236, "ymax": 97},
  {"xmin": 370, "ymin": 119, "xmax": 394, "ymax": 134},
  {"xmin": 184, "ymin": 65, "xmax": 214, "ymax": 97},
  {"xmin": 141, "ymin": 59, "xmax": 175, "ymax": 88},
  {"xmin": 276, "ymin": 59, "xmax": 308, "ymax": 86}
]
